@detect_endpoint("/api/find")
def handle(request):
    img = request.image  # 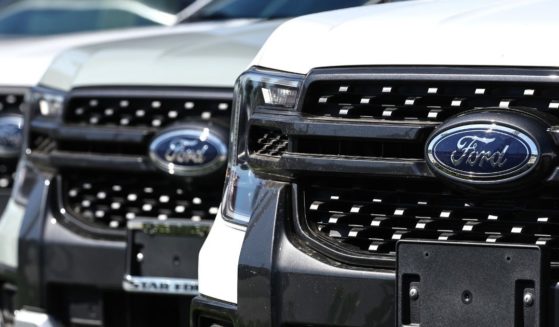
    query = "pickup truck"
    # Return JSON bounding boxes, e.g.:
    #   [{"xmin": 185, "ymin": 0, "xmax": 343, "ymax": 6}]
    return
[
  {"xmin": 0, "ymin": 2, "xmax": 200, "ymax": 325},
  {"xmin": 2, "ymin": 3, "xmax": 303, "ymax": 325},
  {"xmin": 193, "ymin": 0, "xmax": 559, "ymax": 326},
  {"xmin": 11, "ymin": 1, "xmax": 382, "ymax": 326}
]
